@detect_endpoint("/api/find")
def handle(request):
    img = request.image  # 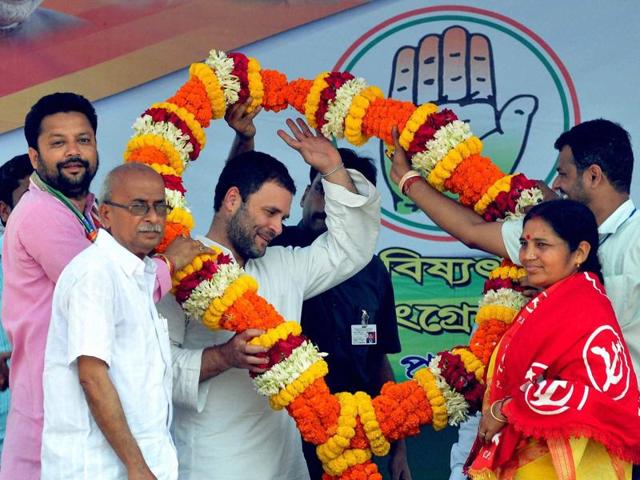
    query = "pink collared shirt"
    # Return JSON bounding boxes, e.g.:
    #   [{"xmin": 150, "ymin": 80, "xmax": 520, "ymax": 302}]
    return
[{"xmin": 0, "ymin": 179, "xmax": 171, "ymax": 479}]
